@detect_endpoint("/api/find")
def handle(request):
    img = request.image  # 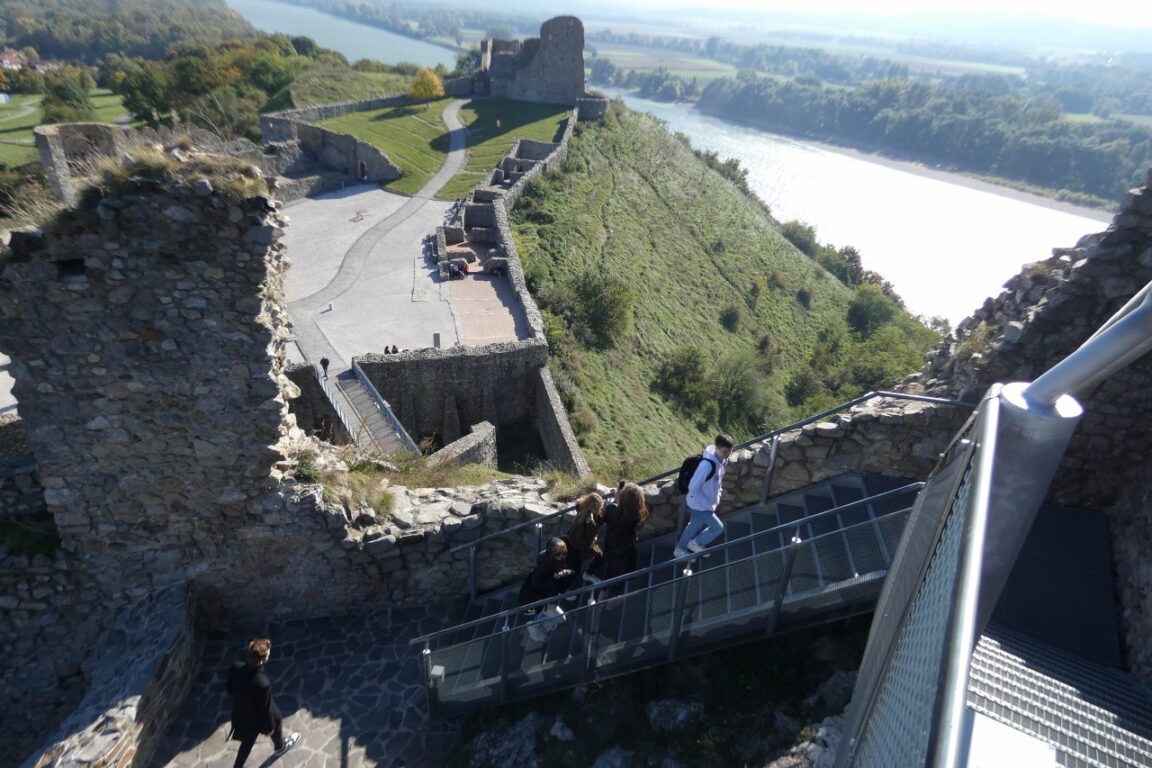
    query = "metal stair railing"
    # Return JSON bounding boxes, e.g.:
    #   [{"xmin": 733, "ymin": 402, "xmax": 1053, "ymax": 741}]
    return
[
  {"xmin": 411, "ymin": 488, "xmax": 921, "ymax": 715},
  {"xmin": 415, "ymin": 482, "xmax": 922, "ymax": 647},
  {"xmin": 350, "ymin": 358, "xmax": 419, "ymax": 454},
  {"xmin": 313, "ymin": 362, "xmax": 363, "ymax": 446},
  {"xmin": 452, "ymin": 390, "xmax": 970, "ymax": 600}
]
